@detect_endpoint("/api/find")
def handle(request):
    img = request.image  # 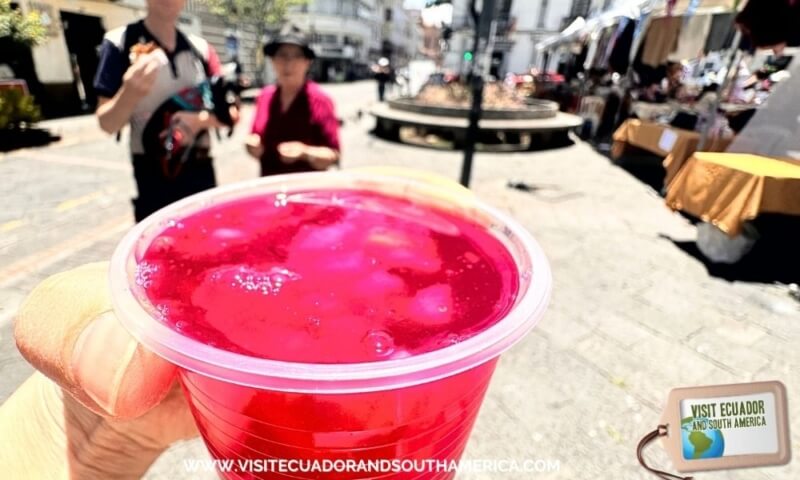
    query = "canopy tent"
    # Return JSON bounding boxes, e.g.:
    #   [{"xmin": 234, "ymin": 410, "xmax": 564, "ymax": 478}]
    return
[
  {"xmin": 535, "ymin": 0, "xmax": 740, "ymax": 52},
  {"xmin": 535, "ymin": 17, "xmax": 586, "ymax": 52},
  {"xmin": 535, "ymin": 0, "xmax": 649, "ymax": 52}
]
